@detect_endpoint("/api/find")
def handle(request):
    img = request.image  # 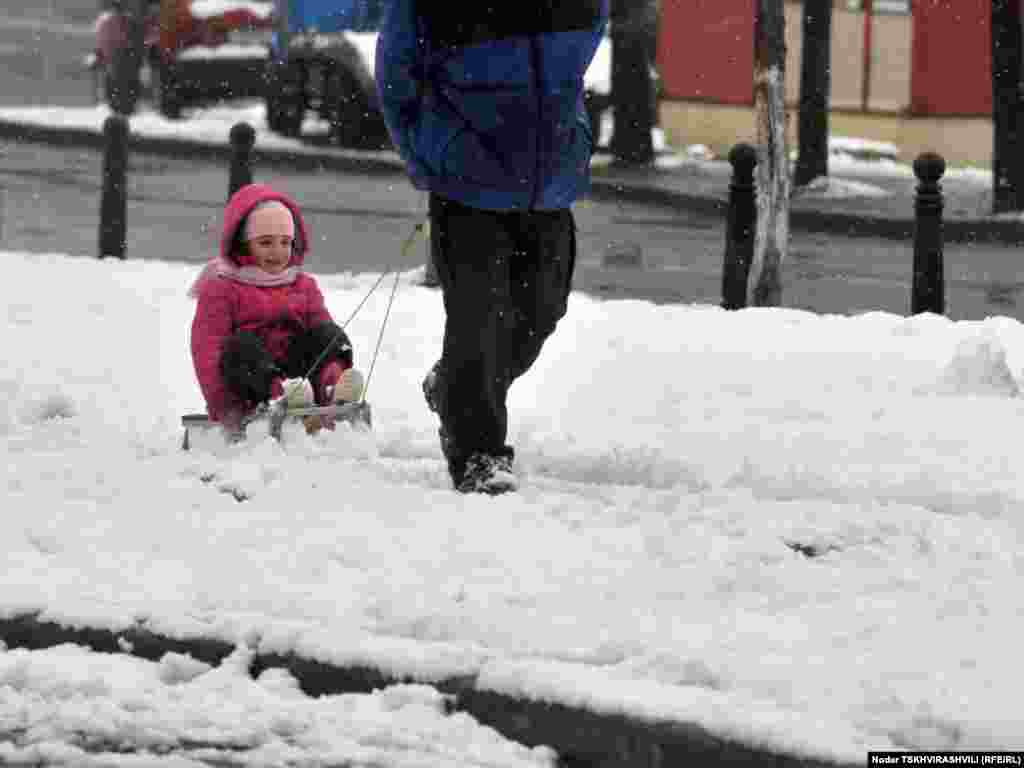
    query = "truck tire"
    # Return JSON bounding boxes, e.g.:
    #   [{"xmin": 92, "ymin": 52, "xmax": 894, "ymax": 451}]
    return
[
  {"xmin": 106, "ymin": 47, "xmax": 144, "ymax": 115},
  {"xmin": 153, "ymin": 55, "xmax": 183, "ymax": 119},
  {"xmin": 584, "ymin": 89, "xmax": 608, "ymax": 147},
  {"xmin": 265, "ymin": 61, "xmax": 305, "ymax": 138},
  {"xmin": 324, "ymin": 65, "xmax": 368, "ymax": 148},
  {"xmin": 99, "ymin": 63, "xmax": 117, "ymax": 108}
]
